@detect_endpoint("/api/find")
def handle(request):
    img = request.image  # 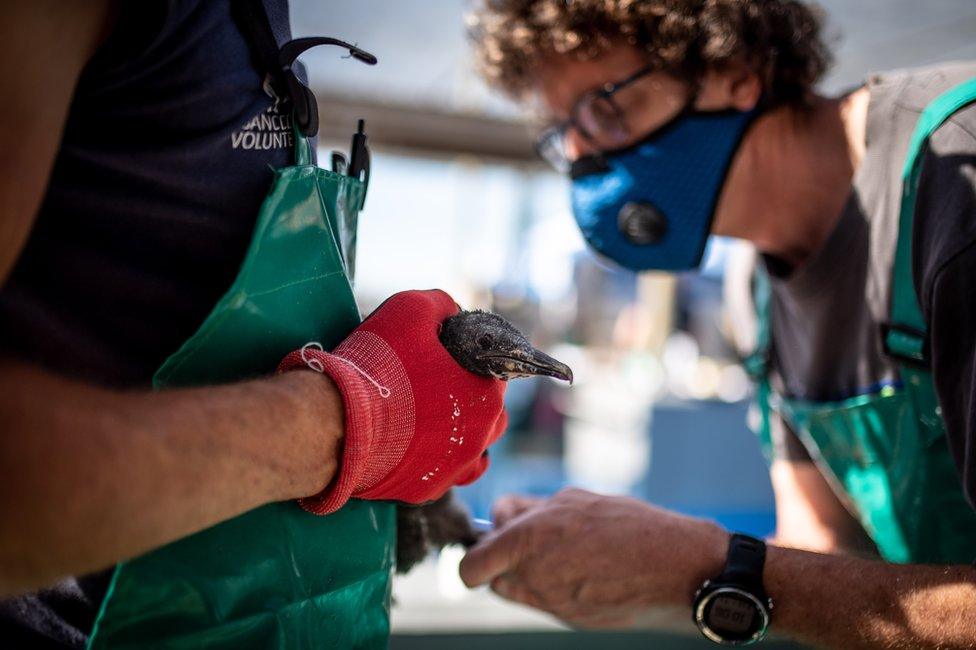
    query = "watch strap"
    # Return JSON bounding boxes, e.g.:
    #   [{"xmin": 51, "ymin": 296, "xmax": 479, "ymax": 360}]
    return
[{"xmin": 715, "ymin": 533, "xmax": 766, "ymax": 595}]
